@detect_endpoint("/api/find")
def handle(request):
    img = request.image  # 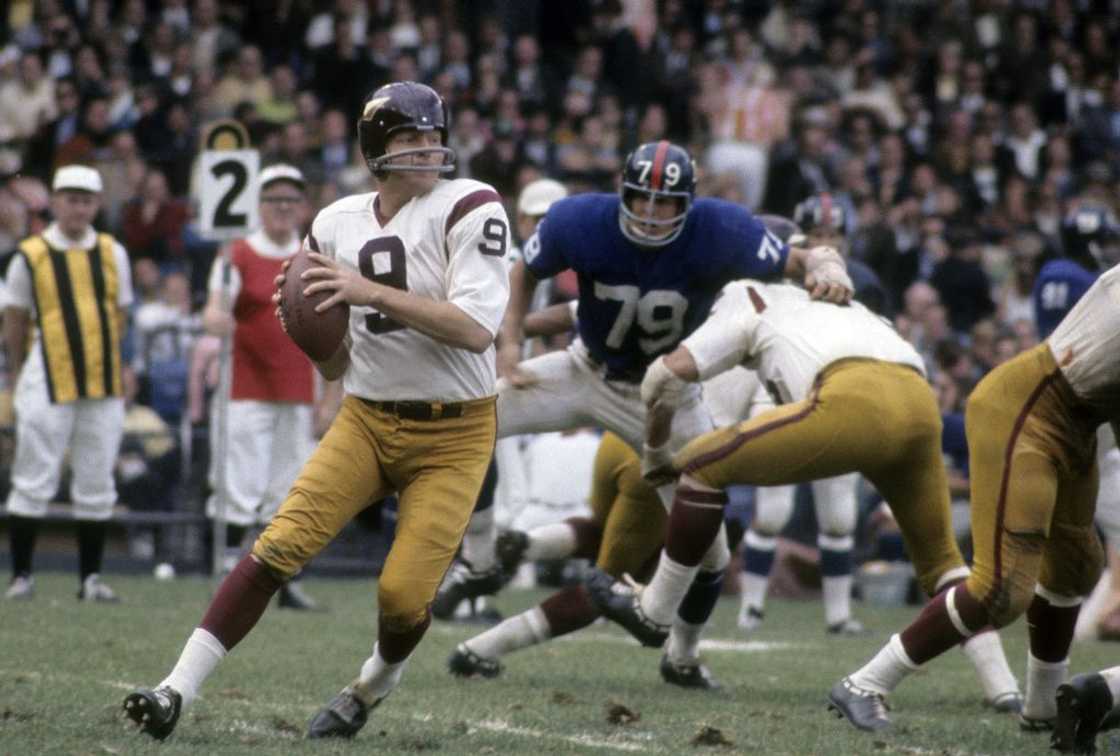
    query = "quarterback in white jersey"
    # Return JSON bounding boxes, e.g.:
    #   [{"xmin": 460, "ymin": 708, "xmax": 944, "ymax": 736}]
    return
[
  {"xmin": 125, "ymin": 82, "xmax": 509, "ymax": 743},
  {"xmin": 589, "ymin": 279, "xmax": 1021, "ymax": 715}
]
